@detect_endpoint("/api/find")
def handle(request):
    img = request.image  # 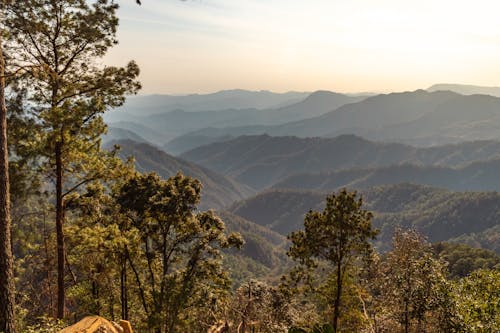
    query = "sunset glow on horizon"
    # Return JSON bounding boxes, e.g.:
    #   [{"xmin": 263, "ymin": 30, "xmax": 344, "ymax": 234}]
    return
[{"xmin": 104, "ymin": 0, "xmax": 500, "ymax": 95}]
